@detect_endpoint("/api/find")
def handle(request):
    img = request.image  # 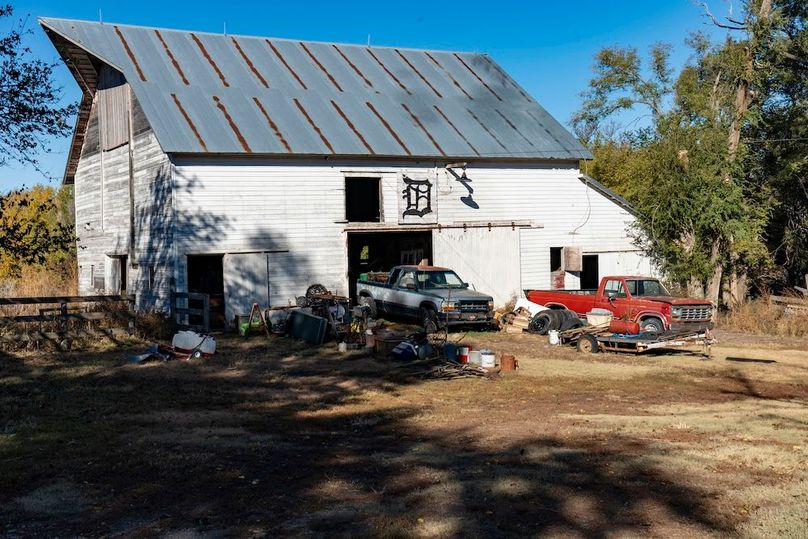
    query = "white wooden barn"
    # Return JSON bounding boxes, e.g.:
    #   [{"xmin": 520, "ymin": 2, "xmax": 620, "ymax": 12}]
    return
[{"xmin": 42, "ymin": 18, "xmax": 654, "ymax": 327}]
